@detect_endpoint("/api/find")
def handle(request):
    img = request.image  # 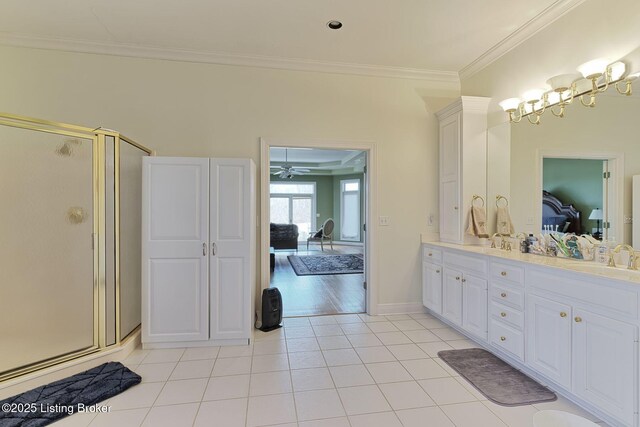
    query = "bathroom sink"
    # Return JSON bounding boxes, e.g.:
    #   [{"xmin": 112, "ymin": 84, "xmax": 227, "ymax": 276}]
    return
[{"xmin": 564, "ymin": 262, "xmax": 640, "ymax": 275}]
